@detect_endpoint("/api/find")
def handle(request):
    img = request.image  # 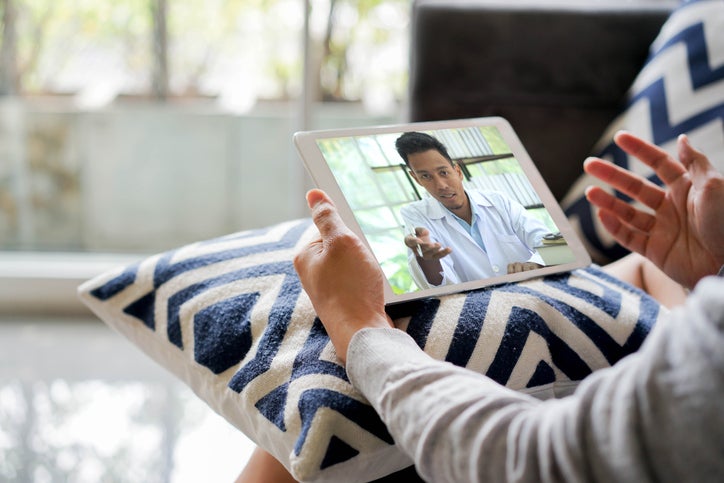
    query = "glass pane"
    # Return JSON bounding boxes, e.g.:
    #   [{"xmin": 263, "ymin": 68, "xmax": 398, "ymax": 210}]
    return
[
  {"xmin": 316, "ymin": 0, "xmax": 409, "ymax": 108},
  {"xmin": 375, "ymin": 170, "xmax": 416, "ymax": 205},
  {"xmin": 528, "ymin": 207, "xmax": 558, "ymax": 232},
  {"xmin": 0, "ymin": 1, "xmax": 412, "ymax": 253},
  {"xmin": 167, "ymin": 0, "xmax": 304, "ymax": 108},
  {"xmin": 15, "ymin": 0, "xmax": 152, "ymax": 98},
  {"xmin": 466, "ymin": 159, "xmax": 543, "ymax": 209},
  {"xmin": 367, "ymin": 229, "xmax": 419, "ymax": 295},
  {"xmin": 353, "ymin": 205, "xmax": 398, "ymax": 233}
]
